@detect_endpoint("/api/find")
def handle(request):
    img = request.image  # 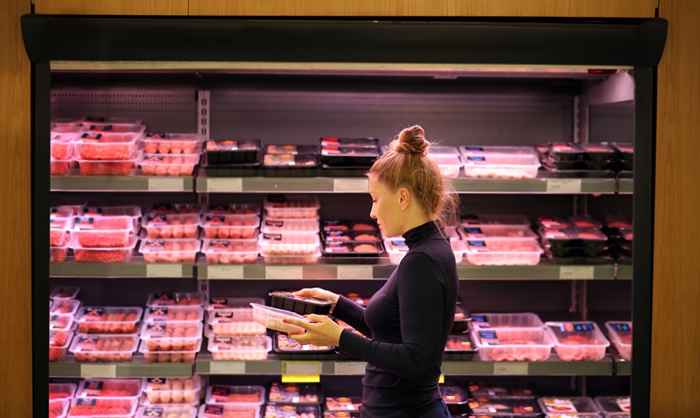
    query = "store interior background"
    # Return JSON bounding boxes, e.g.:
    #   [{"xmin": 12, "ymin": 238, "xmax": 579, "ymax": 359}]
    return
[{"xmin": 1, "ymin": 0, "xmax": 698, "ymax": 417}]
